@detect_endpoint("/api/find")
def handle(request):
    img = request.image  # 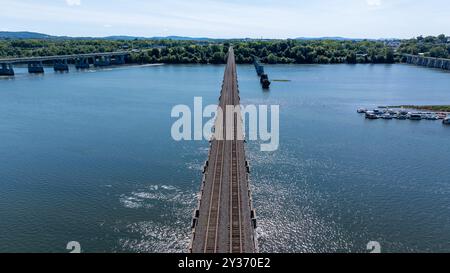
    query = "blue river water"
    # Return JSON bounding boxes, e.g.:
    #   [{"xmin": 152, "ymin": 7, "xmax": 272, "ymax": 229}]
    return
[{"xmin": 0, "ymin": 63, "xmax": 449, "ymax": 253}]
